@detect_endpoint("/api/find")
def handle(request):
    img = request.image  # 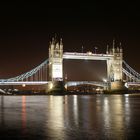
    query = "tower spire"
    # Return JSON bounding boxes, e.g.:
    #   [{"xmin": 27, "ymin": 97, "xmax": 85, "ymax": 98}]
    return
[
  {"xmin": 60, "ymin": 38, "xmax": 63, "ymax": 45},
  {"xmin": 106, "ymin": 44, "xmax": 109, "ymax": 54},
  {"xmin": 112, "ymin": 39, "xmax": 115, "ymax": 53},
  {"xmin": 60, "ymin": 38, "xmax": 63, "ymax": 50},
  {"xmin": 120, "ymin": 42, "xmax": 123, "ymax": 53},
  {"xmin": 113, "ymin": 39, "xmax": 115, "ymax": 48}
]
